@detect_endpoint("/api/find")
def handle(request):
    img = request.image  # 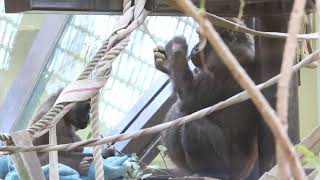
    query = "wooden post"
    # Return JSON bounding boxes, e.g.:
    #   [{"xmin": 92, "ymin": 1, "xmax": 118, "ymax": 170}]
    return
[
  {"xmin": 10, "ymin": 130, "xmax": 45, "ymax": 180},
  {"xmin": 49, "ymin": 125, "xmax": 59, "ymax": 180}
]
